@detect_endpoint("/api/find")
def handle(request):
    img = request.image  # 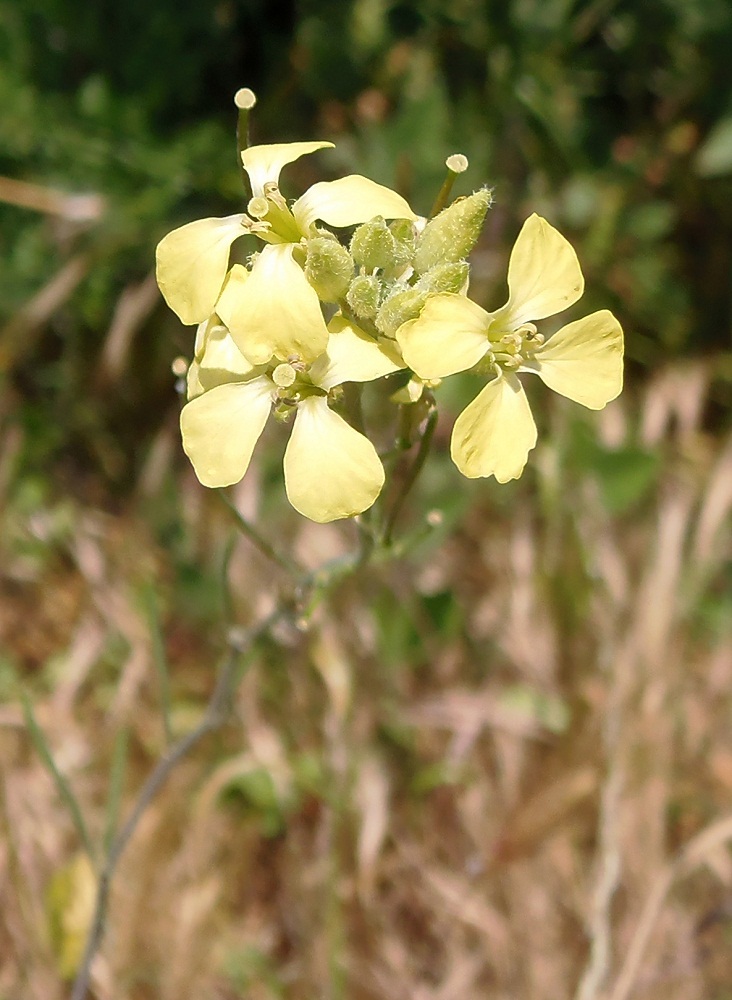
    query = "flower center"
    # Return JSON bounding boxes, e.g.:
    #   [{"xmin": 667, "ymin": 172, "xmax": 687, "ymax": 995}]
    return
[{"xmin": 486, "ymin": 322, "xmax": 544, "ymax": 374}]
